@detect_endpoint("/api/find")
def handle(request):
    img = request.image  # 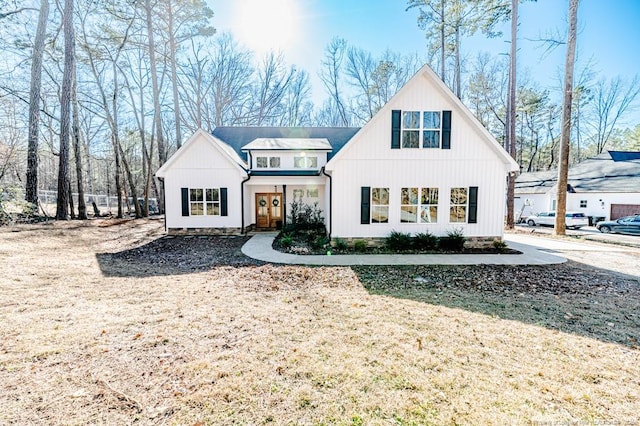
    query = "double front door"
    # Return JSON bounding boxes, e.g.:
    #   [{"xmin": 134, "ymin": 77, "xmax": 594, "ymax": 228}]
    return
[{"xmin": 256, "ymin": 193, "xmax": 283, "ymax": 229}]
